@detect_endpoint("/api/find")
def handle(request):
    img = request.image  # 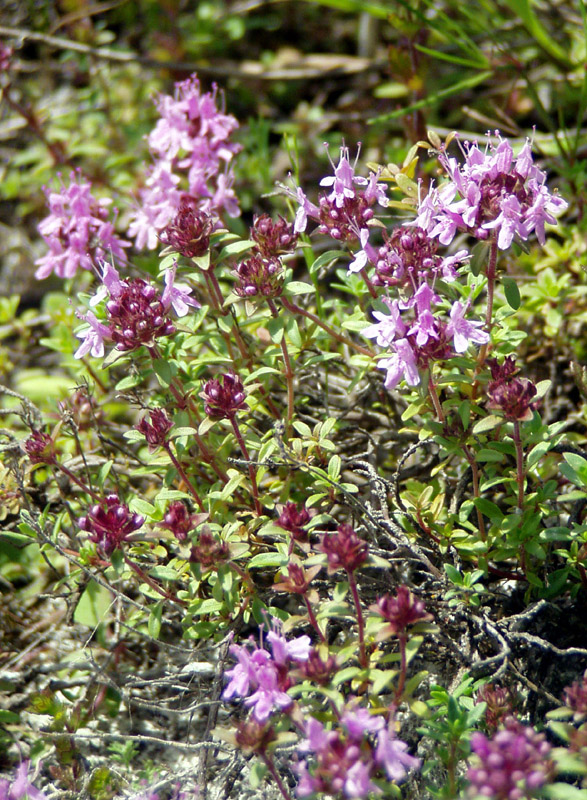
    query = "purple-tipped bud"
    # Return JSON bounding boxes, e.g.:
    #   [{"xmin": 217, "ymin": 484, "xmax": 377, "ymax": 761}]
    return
[
  {"xmin": 24, "ymin": 431, "xmax": 57, "ymax": 465},
  {"xmin": 160, "ymin": 196, "xmax": 213, "ymax": 259},
  {"xmin": 370, "ymin": 585, "xmax": 432, "ymax": 637},
  {"xmin": 563, "ymin": 671, "xmax": 587, "ymax": 717},
  {"xmin": 107, "ymin": 278, "xmax": 175, "ymax": 352},
  {"xmin": 487, "ymin": 375, "xmax": 538, "ymax": 421},
  {"xmin": 189, "ymin": 528, "xmax": 230, "ymax": 568},
  {"xmin": 234, "ymin": 253, "xmax": 283, "ymax": 298},
  {"xmin": 476, "ymin": 684, "xmax": 515, "ymax": 732},
  {"xmin": 136, "ymin": 408, "xmax": 173, "ymax": 452},
  {"xmin": 59, "ymin": 387, "xmax": 102, "ymax": 431},
  {"xmin": 251, "ymin": 214, "xmax": 298, "ymax": 258},
  {"xmin": 235, "ymin": 719, "xmax": 276, "ymax": 754},
  {"xmin": 276, "ymin": 501, "xmax": 311, "ymax": 543},
  {"xmin": 79, "ymin": 494, "xmax": 144, "ymax": 555},
  {"xmin": 200, "ymin": 372, "xmax": 247, "ymax": 420},
  {"xmin": 319, "ymin": 523, "xmax": 368, "ymax": 574},
  {"xmin": 159, "ymin": 500, "xmax": 193, "ymax": 542},
  {"xmin": 299, "ymin": 646, "xmax": 338, "ymax": 685},
  {"xmin": 487, "ymin": 356, "xmax": 519, "ymax": 384}
]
